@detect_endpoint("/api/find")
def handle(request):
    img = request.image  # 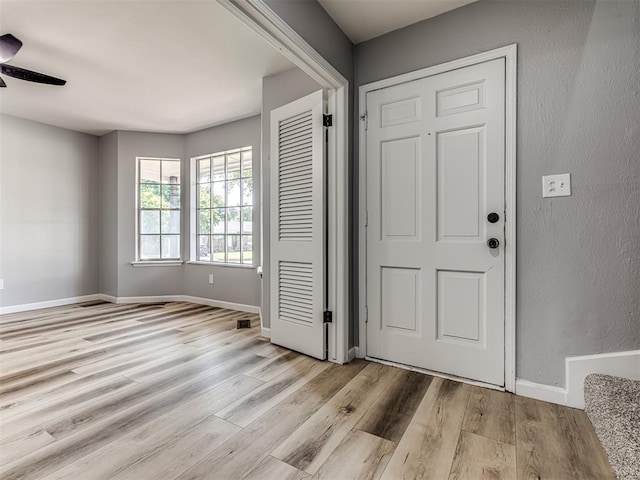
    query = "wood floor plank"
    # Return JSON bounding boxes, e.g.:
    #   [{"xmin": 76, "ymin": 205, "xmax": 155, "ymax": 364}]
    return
[
  {"xmin": 380, "ymin": 377, "xmax": 471, "ymax": 480},
  {"xmin": 515, "ymin": 395, "xmax": 615, "ymax": 480},
  {"xmin": 44, "ymin": 375, "xmax": 263, "ymax": 480},
  {"xmin": 448, "ymin": 431, "xmax": 516, "ymax": 480},
  {"xmin": 271, "ymin": 362, "xmax": 400, "ymax": 475},
  {"xmin": 314, "ymin": 430, "xmax": 396, "ymax": 480},
  {"xmin": 242, "ymin": 456, "xmax": 311, "ymax": 480},
  {"xmin": 244, "ymin": 350, "xmax": 305, "ymax": 382},
  {"xmin": 217, "ymin": 357, "xmax": 331, "ymax": 427},
  {"xmin": 462, "ymin": 386, "xmax": 516, "ymax": 445},
  {"xmin": 355, "ymin": 369, "xmax": 433, "ymax": 443},
  {"xmin": 174, "ymin": 361, "xmax": 368, "ymax": 480}
]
